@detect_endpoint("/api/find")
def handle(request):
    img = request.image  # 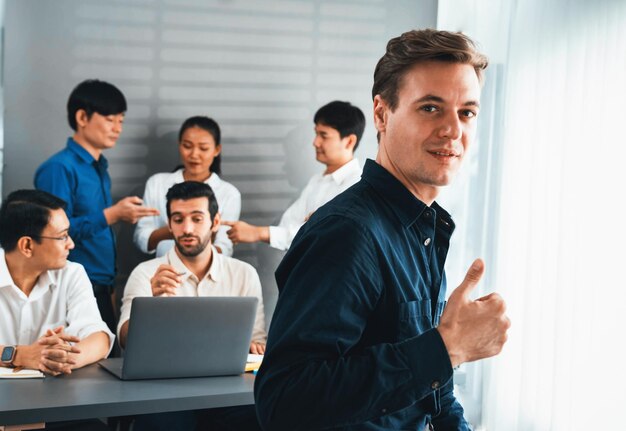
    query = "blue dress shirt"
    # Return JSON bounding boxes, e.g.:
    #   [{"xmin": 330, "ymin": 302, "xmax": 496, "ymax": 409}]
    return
[
  {"xmin": 255, "ymin": 159, "xmax": 469, "ymax": 430},
  {"xmin": 35, "ymin": 138, "xmax": 116, "ymax": 286}
]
